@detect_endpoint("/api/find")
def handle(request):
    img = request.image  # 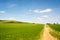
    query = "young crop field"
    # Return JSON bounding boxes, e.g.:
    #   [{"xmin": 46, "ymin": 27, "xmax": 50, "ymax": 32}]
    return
[
  {"xmin": 0, "ymin": 22, "xmax": 44, "ymax": 40},
  {"xmin": 48, "ymin": 24, "xmax": 60, "ymax": 32},
  {"xmin": 48, "ymin": 24, "xmax": 60, "ymax": 40}
]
